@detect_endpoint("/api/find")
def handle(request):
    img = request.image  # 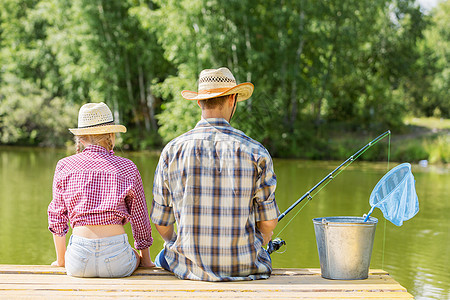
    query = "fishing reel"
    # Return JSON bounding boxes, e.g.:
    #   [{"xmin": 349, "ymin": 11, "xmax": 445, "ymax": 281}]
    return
[{"xmin": 267, "ymin": 237, "xmax": 286, "ymax": 254}]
